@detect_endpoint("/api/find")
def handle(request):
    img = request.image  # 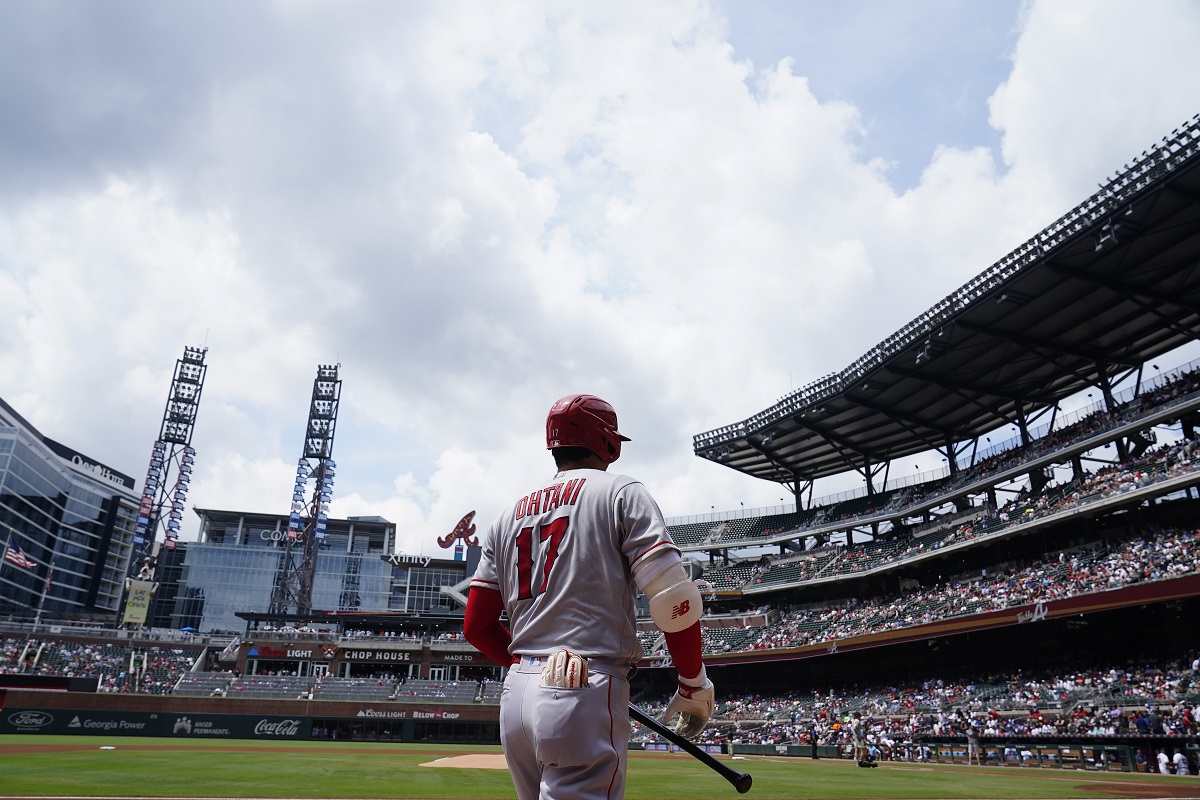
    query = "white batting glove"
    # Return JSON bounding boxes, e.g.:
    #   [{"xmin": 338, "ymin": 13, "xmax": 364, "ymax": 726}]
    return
[
  {"xmin": 541, "ymin": 649, "xmax": 589, "ymax": 689},
  {"xmin": 661, "ymin": 666, "xmax": 714, "ymax": 738}
]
